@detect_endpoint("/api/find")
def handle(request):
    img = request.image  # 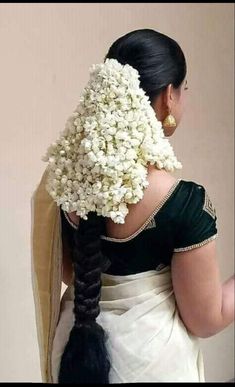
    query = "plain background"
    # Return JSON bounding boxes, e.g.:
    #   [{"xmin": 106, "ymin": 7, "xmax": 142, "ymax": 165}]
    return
[{"xmin": 0, "ymin": 3, "xmax": 234, "ymax": 382}]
